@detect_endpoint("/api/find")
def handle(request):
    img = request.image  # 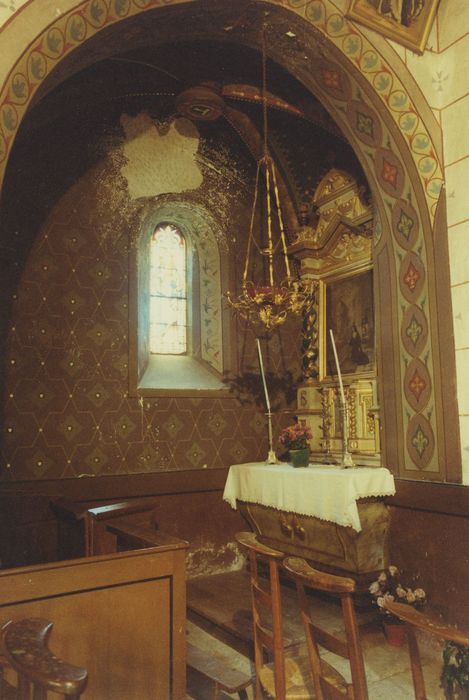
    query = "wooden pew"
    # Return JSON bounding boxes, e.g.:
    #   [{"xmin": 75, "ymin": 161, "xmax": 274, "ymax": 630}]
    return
[
  {"xmin": 51, "ymin": 498, "xmax": 160, "ymax": 558},
  {"xmin": 1, "ymin": 617, "xmax": 88, "ymax": 698},
  {"xmin": 0, "ymin": 539, "xmax": 187, "ymax": 699}
]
